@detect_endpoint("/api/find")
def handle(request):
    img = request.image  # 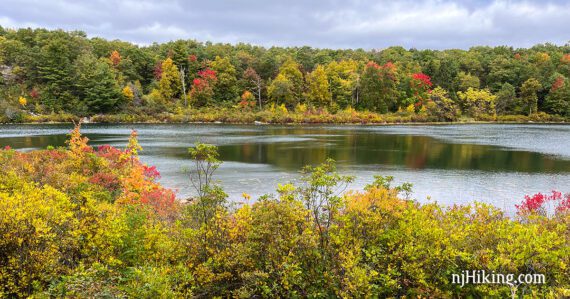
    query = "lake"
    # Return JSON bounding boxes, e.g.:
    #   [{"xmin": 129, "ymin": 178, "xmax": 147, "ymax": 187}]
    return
[{"xmin": 1, "ymin": 123, "xmax": 569, "ymax": 213}]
